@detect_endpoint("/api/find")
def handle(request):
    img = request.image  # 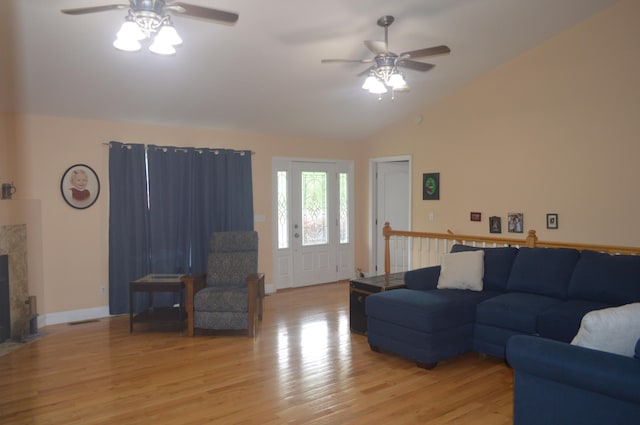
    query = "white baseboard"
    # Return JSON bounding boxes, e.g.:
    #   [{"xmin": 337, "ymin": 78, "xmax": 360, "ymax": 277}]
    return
[
  {"xmin": 39, "ymin": 306, "xmax": 111, "ymax": 327},
  {"xmin": 265, "ymin": 283, "xmax": 277, "ymax": 295}
]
